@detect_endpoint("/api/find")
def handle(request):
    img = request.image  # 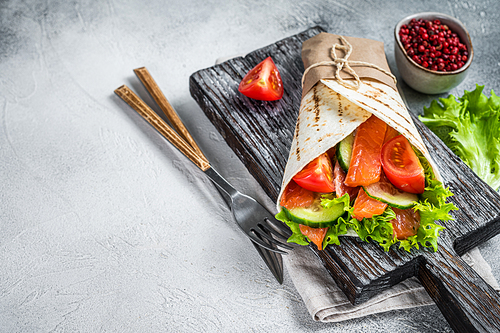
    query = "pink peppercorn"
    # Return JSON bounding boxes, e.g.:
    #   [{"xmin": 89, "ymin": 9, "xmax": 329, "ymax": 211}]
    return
[{"xmin": 399, "ymin": 18, "xmax": 468, "ymax": 72}]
